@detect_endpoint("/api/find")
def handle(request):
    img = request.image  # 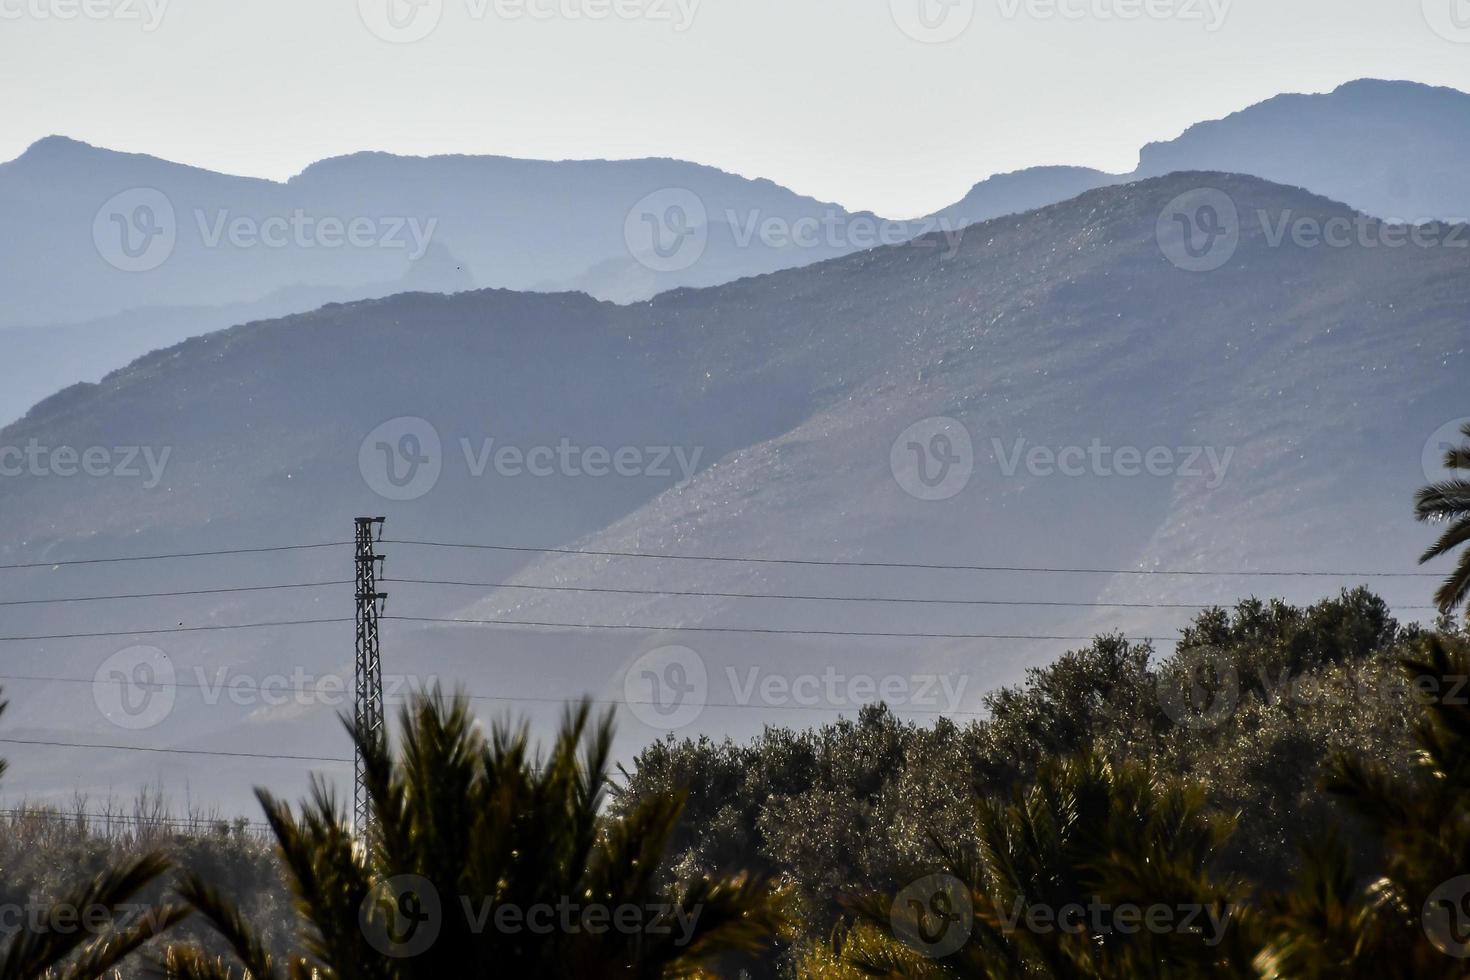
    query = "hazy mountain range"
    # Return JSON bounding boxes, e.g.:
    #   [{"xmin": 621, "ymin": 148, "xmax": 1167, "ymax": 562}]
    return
[
  {"xmin": 0, "ymin": 169, "xmax": 1462, "ymax": 813},
  {"xmin": 3, "ymin": 78, "xmax": 1470, "ymax": 426}
]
